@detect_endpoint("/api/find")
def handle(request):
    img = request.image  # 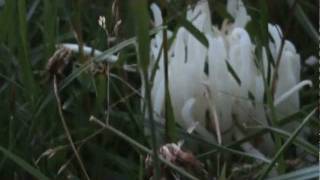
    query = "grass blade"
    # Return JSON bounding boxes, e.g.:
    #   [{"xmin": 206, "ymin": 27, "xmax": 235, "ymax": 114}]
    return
[
  {"xmin": 179, "ymin": 17, "xmax": 209, "ymax": 48},
  {"xmin": 43, "ymin": 0, "xmax": 57, "ymax": 59},
  {"xmin": 0, "ymin": 146, "xmax": 50, "ymax": 180},
  {"xmin": 261, "ymin": 126, "xmax": 317, "ymax": 156},
  {"xmin": 267, "ymin": 165, "xmax": 319, "ymax": 180},
  {"xmin": 287, "ymin": 0, "xmax": 319, "ymax": 44},
  {"xmin": 225, "ymin": 60, "xmax": 241, "ymax": 86},
  {"xmin": 258, "ymin": 108, "xmax": 317, "ymax": 179},
  {"xmin": 89, "ymin": 116, "xmax": 199, "ymax": 180},
  {"xmin": 18, "ymin": 0, "xmax": 38, "ymax": 100},
  {"xmin": 130, "ymin": 0, "xmax": 160, "ymax": 178},
  {"xmin": 160, "ymin": 2, "xmax": 177, "ymax": 142}
]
